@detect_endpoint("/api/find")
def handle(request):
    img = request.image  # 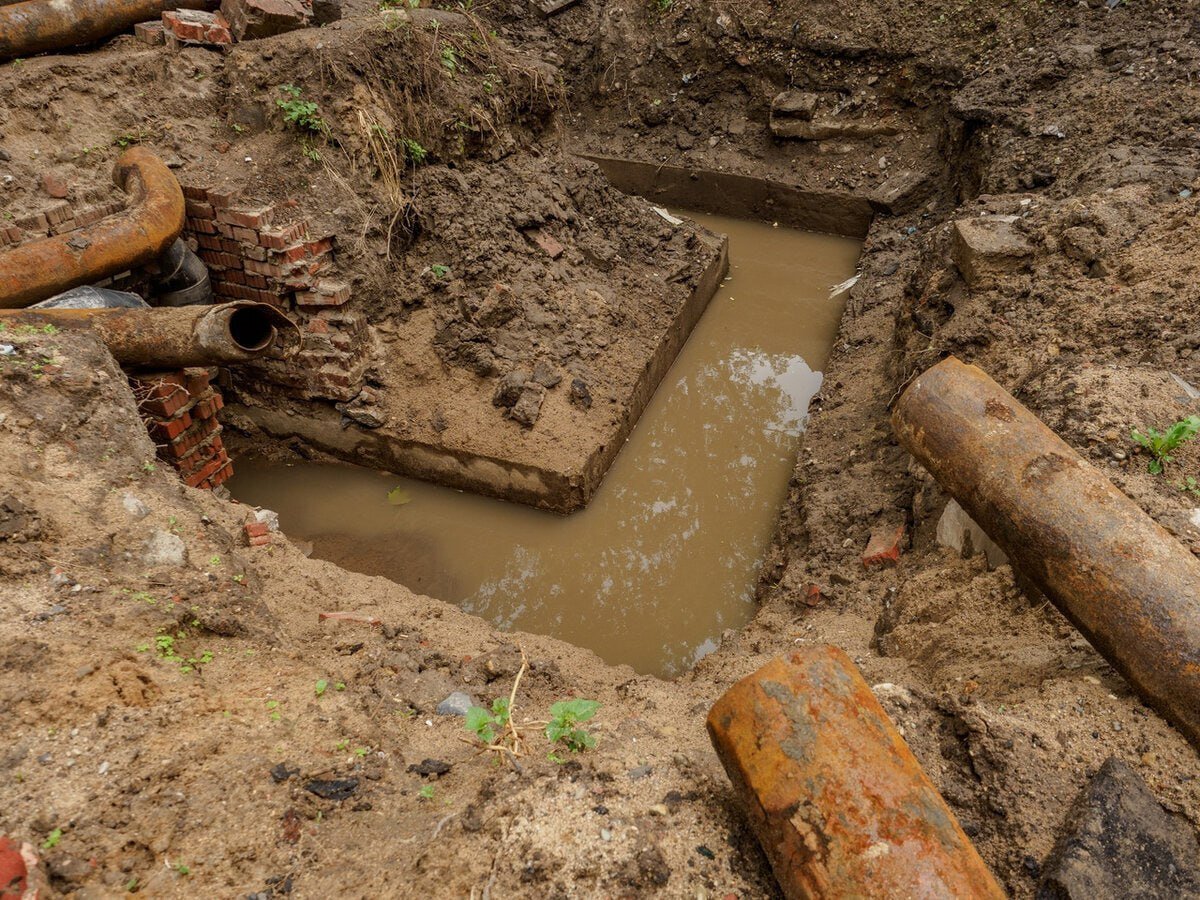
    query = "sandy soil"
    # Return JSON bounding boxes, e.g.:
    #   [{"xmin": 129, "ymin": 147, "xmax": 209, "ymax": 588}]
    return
[{"xmin": 2, "ymin": 0, "xmax": 1200, "ymax": 896}]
